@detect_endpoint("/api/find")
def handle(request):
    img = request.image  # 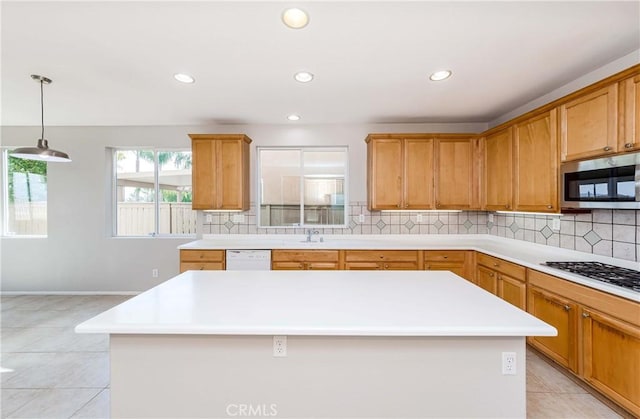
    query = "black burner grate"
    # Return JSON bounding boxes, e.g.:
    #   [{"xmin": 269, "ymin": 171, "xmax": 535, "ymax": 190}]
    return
[{"xmin": 543, "ymin": 261, "xmax": 640, "ymax": 293}]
